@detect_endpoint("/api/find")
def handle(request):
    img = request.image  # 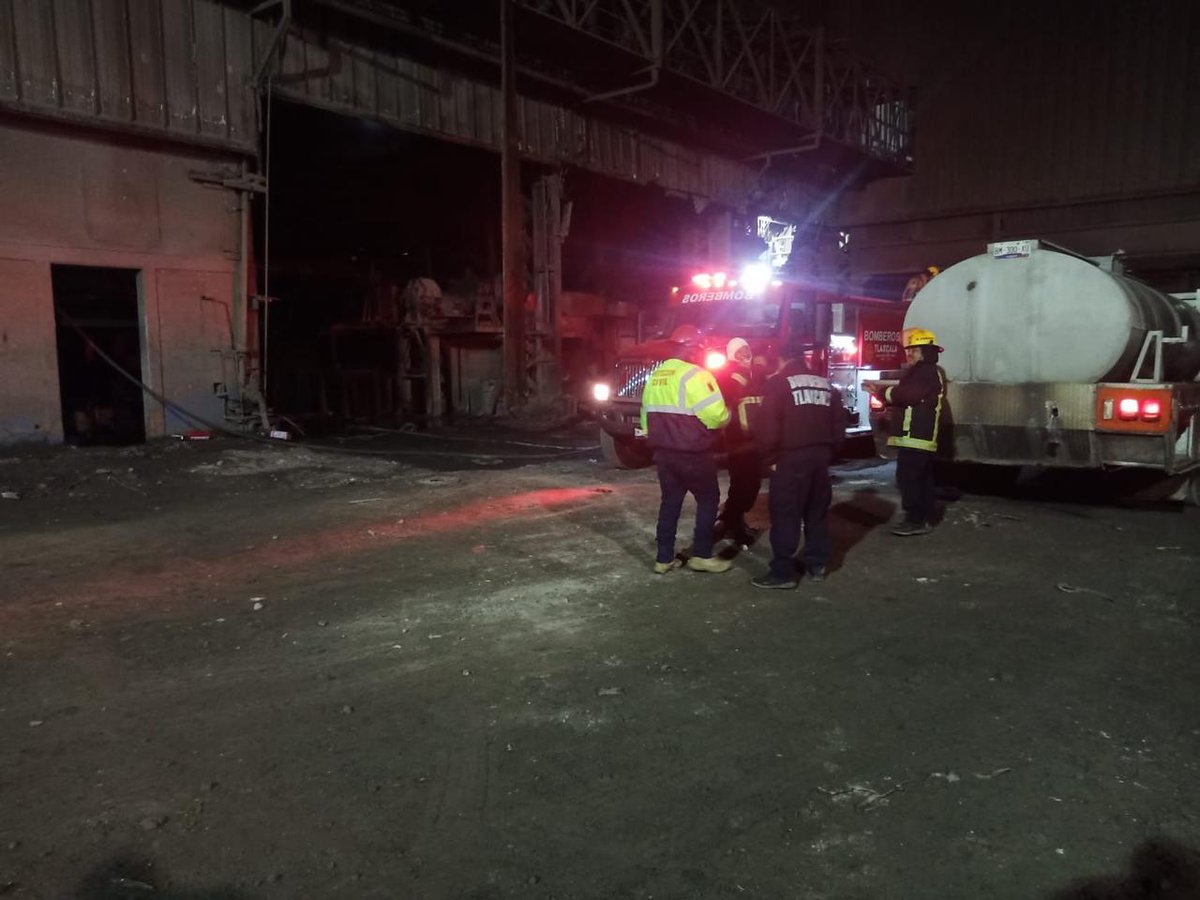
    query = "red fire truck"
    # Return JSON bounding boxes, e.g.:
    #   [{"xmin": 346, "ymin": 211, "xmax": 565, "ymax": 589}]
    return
[{"xmin": 588, "ymin": 266, "xmax": 907, "ymax": 467}]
